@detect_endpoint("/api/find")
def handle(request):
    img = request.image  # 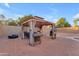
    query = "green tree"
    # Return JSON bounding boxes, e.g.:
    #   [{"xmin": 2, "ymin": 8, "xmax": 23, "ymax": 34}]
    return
[
  {"xmin": 74, "ymin": 18, "xmax": 79, "ymax": 27},
  {"xmin": 56, "ymin": 18, "xmax": 66, "ymax": 27},
  {"xmin": 64, "ymin": 21, "xmax": 71, "ymax": 27},
  {"xmin": 6, "ymin": 18, "xmax": 17, "ymax": 26},
  {"xmin": 0, "ymin": 14, "xmax": 6, "ymax": 25},
  {"xmin": 18, "ymin": 15, "xmax": 33, "ymax": 25},
  {"xmin": 0, "ymin": 20, "xmax": 3, "ymax": 25},
  {"xmin": 56, "ymin": 17, "xmax": 71, "ymax": 27}
]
